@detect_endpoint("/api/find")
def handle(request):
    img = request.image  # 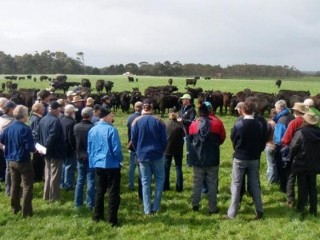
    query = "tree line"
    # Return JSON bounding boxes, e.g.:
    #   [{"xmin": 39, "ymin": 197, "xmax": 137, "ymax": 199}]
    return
[{"xmin": 0, "ymin": 50, "xmax": 304, "ymax": 78}]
